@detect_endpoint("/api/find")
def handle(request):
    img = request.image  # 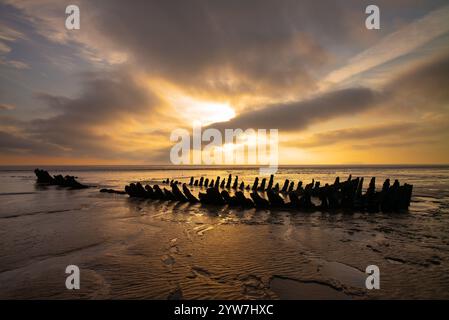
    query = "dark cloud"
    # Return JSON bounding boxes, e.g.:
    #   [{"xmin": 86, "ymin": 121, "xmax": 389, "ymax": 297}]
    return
[
  {"xmin": 207, "ymin": 51, "xmax": 449, "ymax": 133},
  {"xmin": 0, "ymin": 103, "xmax": 15, "ymax": 110},
  {"xmin": 386, "ymin": 51, "xmax": 449, "ymax": 108},
  {"xmin": 84, "ymin": 0, "xmax": 346, "ymax": 95},
  {"xmin": 209, "ymin": 87, "xmax": 385, "ymax": 131},
  {"xmin": 83, "ymin": 0, "xmax": 448, "ymax": 96},
  {"xmin": 0, "ymin": 130, "xmax": 63, "ymax": 154},
  {"xmin": 0, "ymin": 71, "xmax": 161, "ymax": 159},
  {"xmin": 32, "ymin": 71, "xmax": 156, "ymax": 125},
  {"xmin": 0, "ymin": 128, "xmax": 172, "ymax": 163}
]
